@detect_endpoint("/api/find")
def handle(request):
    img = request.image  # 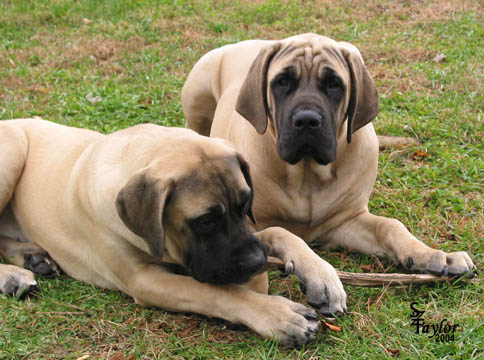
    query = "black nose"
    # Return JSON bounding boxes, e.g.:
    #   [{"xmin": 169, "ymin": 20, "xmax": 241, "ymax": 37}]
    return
[
  {"xmin": 292, "ymin": 110, "xmax": 322, "ymax": 129},
  {"xmin": 237, "ymin": 247, "xmax": 267, "ymax": 274}
]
